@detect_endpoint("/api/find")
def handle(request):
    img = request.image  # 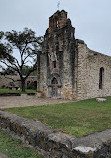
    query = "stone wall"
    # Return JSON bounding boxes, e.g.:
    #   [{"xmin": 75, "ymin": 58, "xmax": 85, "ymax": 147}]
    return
[
  {"xmin": 0, "ymin": 75, "xmax": 21, "ymax": 89},
  {"xmin": 38, "ymin": 10, "xmax": 111, "ymax": 101},
  {"xmin": 39, "ymin": 10, "xmax": 78, "ymax": 100},
  {"xmin": 76, "ymin": 40, "xmax": 111, "ymax": 100},
  {"xmin": 39, "ymin": 53, "xmax": 49, "ymax": 96},
  {"xmin": 49, "ymin": 10, "xmax": 67, "ymax": 33},
  {"xmin": 1, "ymin": 110, "xmax": 111, "ymax": 158},
  {"xmin": 0, "ymin": 75, "xmax": 37, "ymax": 90}
]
